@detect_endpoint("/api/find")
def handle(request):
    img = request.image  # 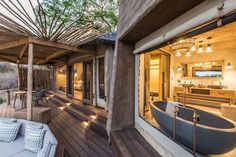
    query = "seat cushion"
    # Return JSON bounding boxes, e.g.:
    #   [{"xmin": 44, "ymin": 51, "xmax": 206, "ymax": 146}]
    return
[
  {"xmin": 0, "ymin": 135, "xmax": 35, "ymax": 157},
  {"xmin": 12, "ymin": 150, "xmax": 37, "ymax": 157},
  {"xmin": 0, "ymin": 121, "xmax": 21, "ymax": 142},
  {"xmin": 24, "ymin": 125, "xmax": 46, "ymax": 152}
]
